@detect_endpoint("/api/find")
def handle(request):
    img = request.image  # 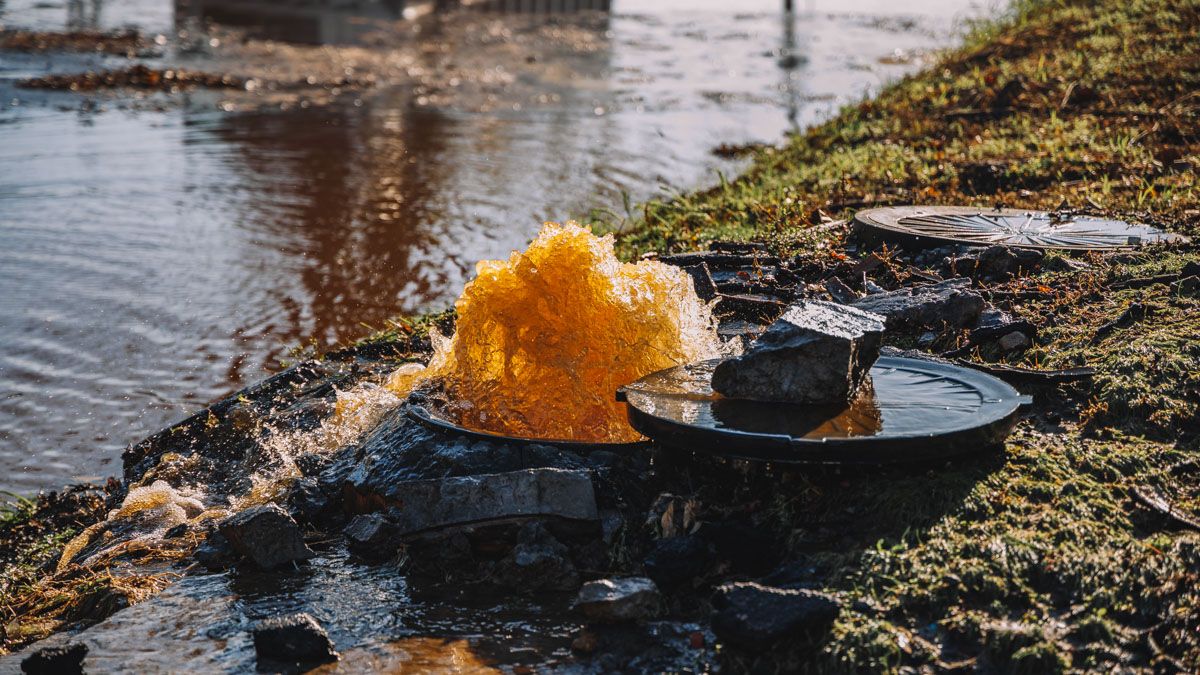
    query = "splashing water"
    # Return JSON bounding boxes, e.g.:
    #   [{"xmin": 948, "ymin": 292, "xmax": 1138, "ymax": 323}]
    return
[{"xmin": 384, "ymin": 221, "xmax": 725, "ymax": 443}]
